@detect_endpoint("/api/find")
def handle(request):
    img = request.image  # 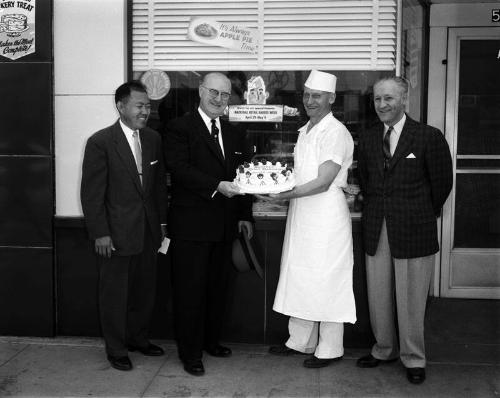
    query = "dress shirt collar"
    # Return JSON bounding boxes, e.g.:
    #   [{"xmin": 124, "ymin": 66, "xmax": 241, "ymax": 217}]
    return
[
  {"xmin": 119, "ymin": 119, "xmax": 138, "ymax": 138},
  {"xmin": 384, "ymin": 113, "xmax": 406, "ymax": 137},
  {"xmin": 198, "ymin": 107, "xmax": 220, "ymax": 132}
]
